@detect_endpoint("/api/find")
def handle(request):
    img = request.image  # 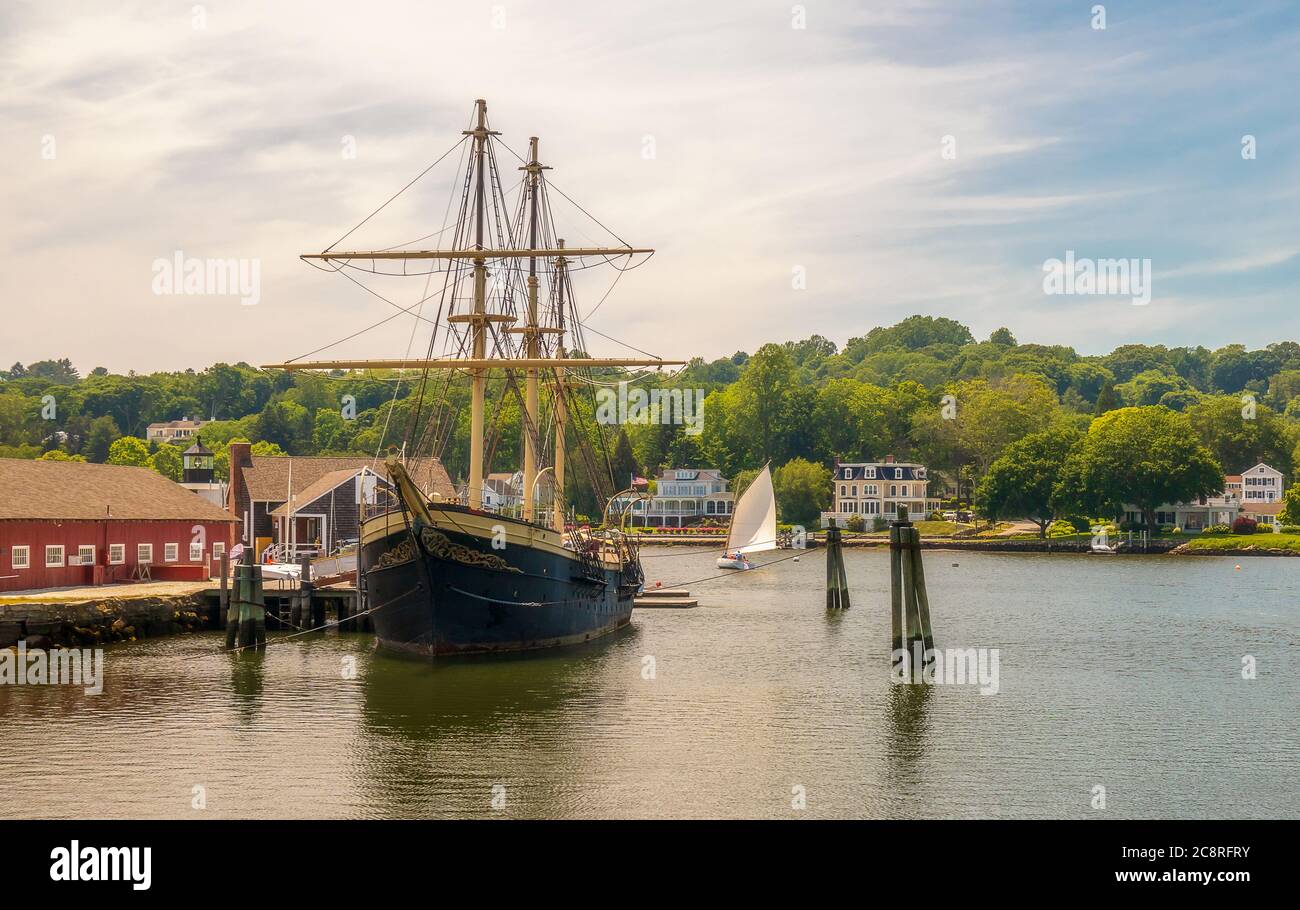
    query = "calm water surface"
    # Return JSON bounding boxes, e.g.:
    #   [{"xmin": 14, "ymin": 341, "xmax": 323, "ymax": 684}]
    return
[{"xmin": 2, "ymin": 548, "xmax": 1297, "ymax": 818}]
